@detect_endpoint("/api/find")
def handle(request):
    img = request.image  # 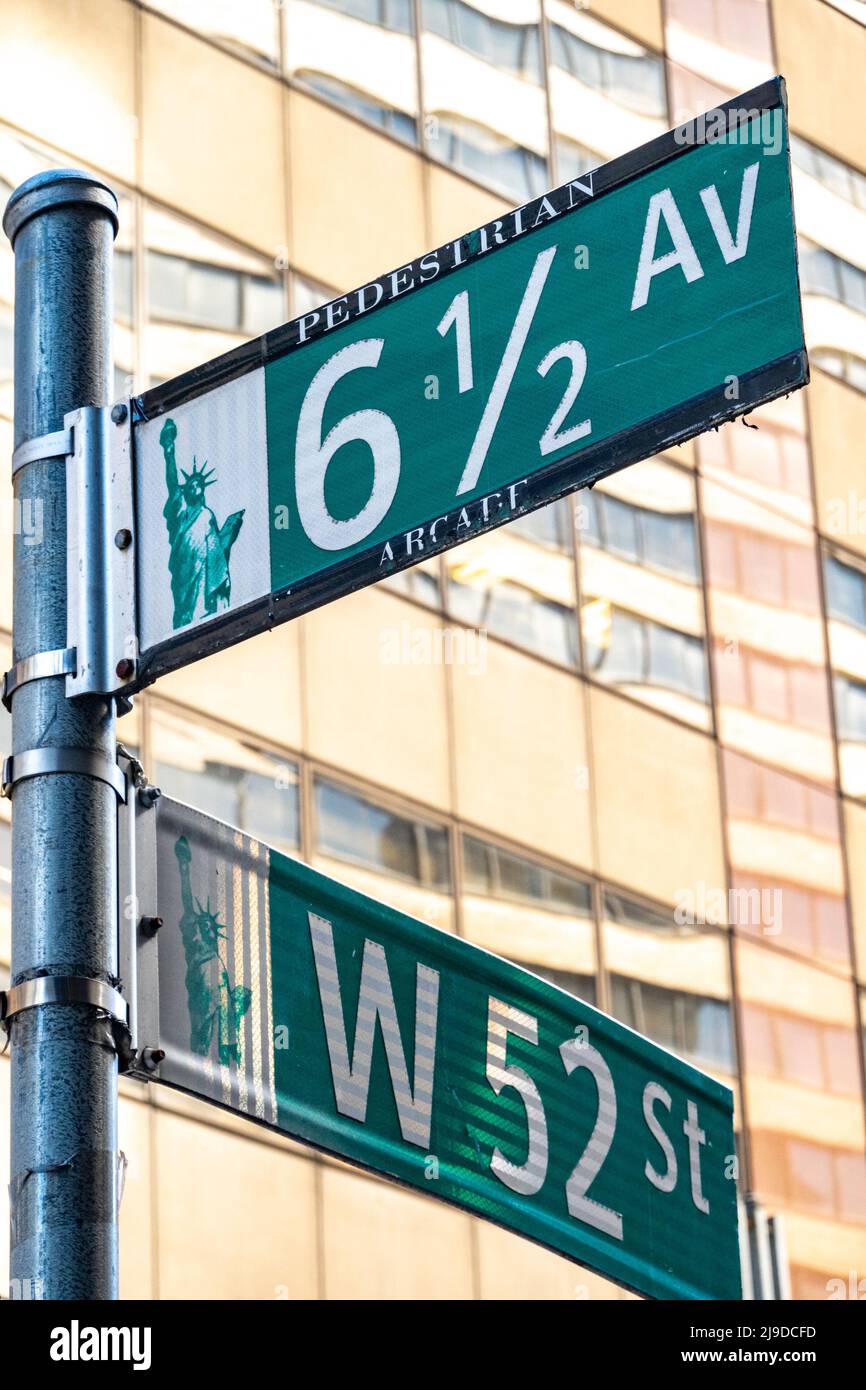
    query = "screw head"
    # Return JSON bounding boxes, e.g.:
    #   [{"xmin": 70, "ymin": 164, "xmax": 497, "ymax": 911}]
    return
[
  {"xmin": 140, "ymin": 915, "xmax": 163, "ymax": 935},
  {"xmin": 114, "ymin": 527, "xmax": 132, "ymax": 550},
  {"xmin": 111, "ymin": 402, "xmax": 128, "ymax": 425},
  {"xmin": 140, "ymin": 1047, "xmax": 165, "ymax": 1073},
  {"xmin": 115, "ymin": 657, "xmax": 135, "ymax": 681}
]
